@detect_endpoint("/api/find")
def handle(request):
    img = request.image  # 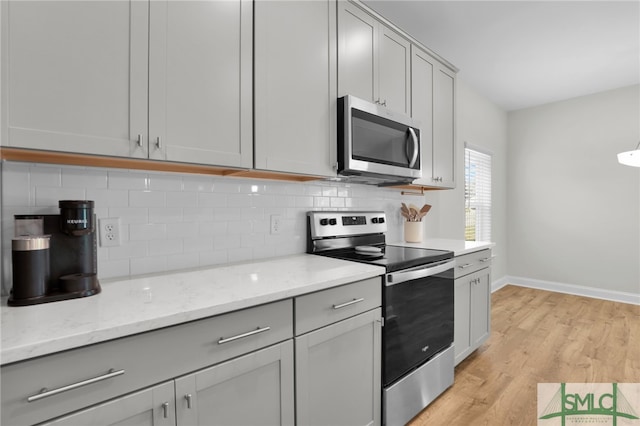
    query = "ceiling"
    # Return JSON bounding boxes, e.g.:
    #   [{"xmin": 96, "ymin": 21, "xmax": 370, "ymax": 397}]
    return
[{"xmin": 362, "ymin": 0, "xmax": 640, "ymax": 111}]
